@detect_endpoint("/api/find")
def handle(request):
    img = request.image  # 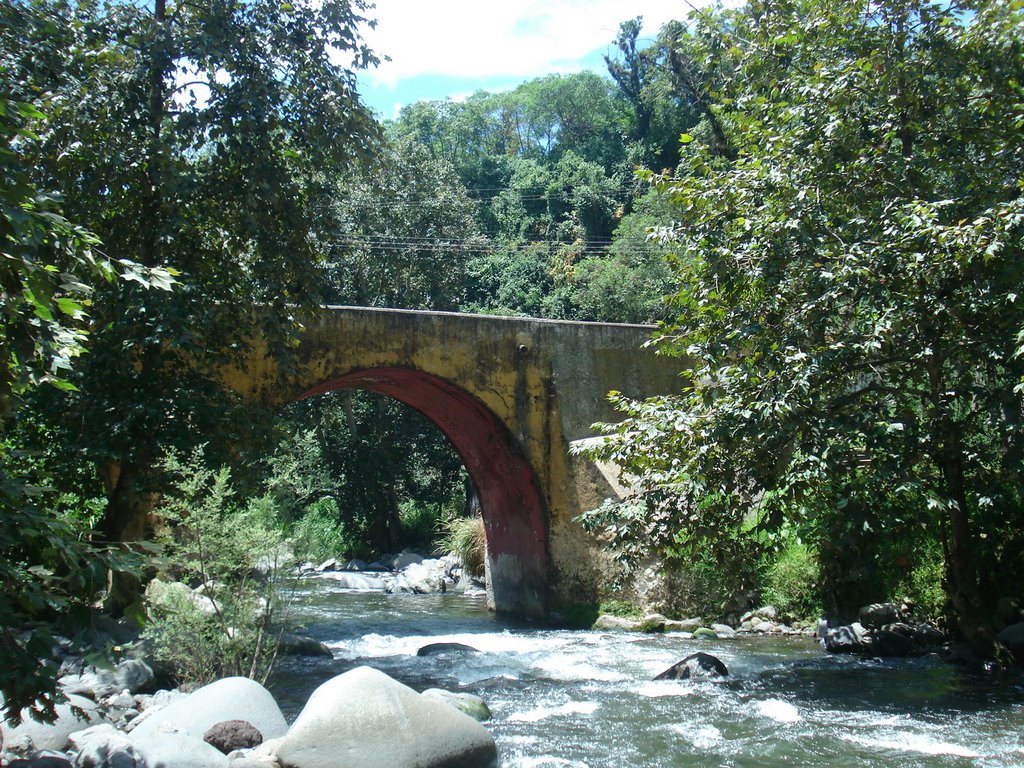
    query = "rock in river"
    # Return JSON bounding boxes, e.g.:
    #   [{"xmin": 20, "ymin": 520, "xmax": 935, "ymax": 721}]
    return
[
  {"xmin": 276, "ymin": 666, "xmax": 497, "ymax": 768},
  {"xmin": 128, "ymin": 677, "xmax": 287, "ymax": 743},
  {"xmin": 416, "ymin": 642, "xmax": 481, "ymax": 657},
  {"xmin": 654, "ymin": 652, "xmax": 729, "ymax": 681}
]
